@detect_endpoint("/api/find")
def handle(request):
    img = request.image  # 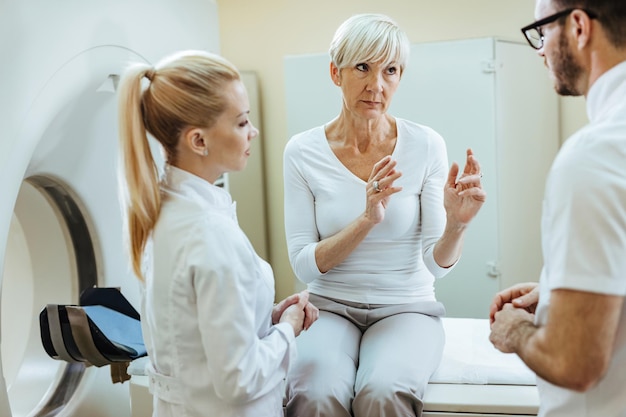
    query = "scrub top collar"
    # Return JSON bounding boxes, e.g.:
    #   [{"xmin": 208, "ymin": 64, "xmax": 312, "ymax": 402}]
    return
[{"xmin": 586, "ymin": 60, "xmax": 626, "ymax": 123}]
